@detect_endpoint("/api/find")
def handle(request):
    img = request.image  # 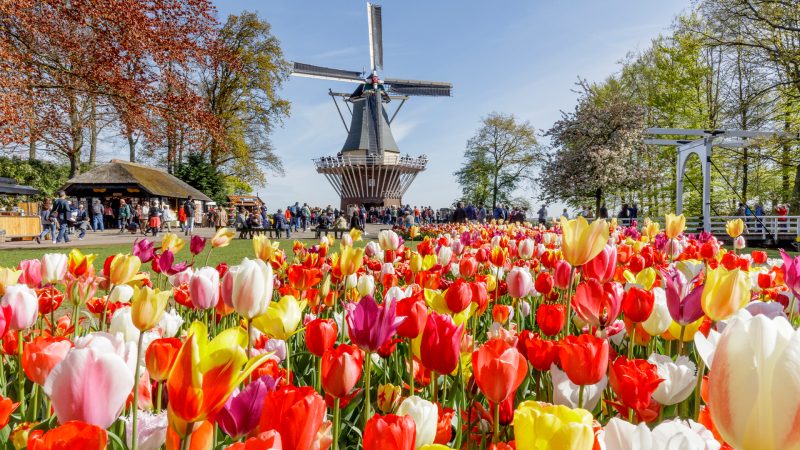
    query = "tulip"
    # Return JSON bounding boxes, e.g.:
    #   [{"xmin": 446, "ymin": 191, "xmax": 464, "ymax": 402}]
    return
[
  {"xmin": 40, "ymin": 253, "xmax": 67, "ymax": 285},
  {"xmin": 145, "ymin": 337, "xmax": 182, "ymax": 382},
  {"xmin": 663, "ymin": 269, "xmax": 704, "ymax": 327},
  {"xmin": 513, "ymin": 401, "xmax": 594, "ymax": 450},
  {"xmin": 506, "ymin": 267, "xmax": 533, "ymax": 299},
  {"xmin": 257, "ymin": 386, "xmax": 327, "ymax": 450},
  {"xmin": 444, "ymin": 278, "xmax": 472, "ymax": 313},
  {"xmin": 217, "ymin": 375, "xmax": 277, "ymax": 438},
  {"xmin": 558, "ymin": 333, "xmax": 609, "ymax": 387},
  {"xmin": 67, "ymin": 249, "xmax": 97, "ymax": 277},
  {"xmin": 109, "ymin": 254, "xmax": 142, "ymax": 286},
  {"xmin": 664, "ymin": 213, "xmax": 686, "ymax": 239},
  {"xmin": 706, "ymin": 311, "xmax": 800, "ymax": 450},
  {"xmin": 490, "ymin": 246, "xmax": 508, "ymax": 267},
  {"xmin": 780, "ymin": 249, "xmax": 800, "ymax": 300},
  {"xmin": 459, "ymin": 256, "xmax": 478, "ymax": 278},
  {"xmin": 608, "ymin": 356, "xmax": 663, "ymax": 421},
  {"xmin": 560, "ymin": 216, "xmax": 609, "ymax": 267},
  {"xmin": 321, "ymin": 344, "xmax": 364, "ymax": 398},
  {"xmin": 17, "ymin": 260, "xmax": 42, "ymax": 288},
  {"xmin": 161, "ymin": 233, "xmax": 185, "ymax": 254},
  {"xmin": 346, "ymin": 295, "xmax": 402, "ymax": 353},
  {"xmin": 229, "ymin": 258, "xmax": 273, "ymax": 320},
  {"xmin": 397, "ymin": 396, "xmax": 437, "ymax": 449},
  {"xmin": 254, "ymin": 295, "xmax": 306, "ymax": 341},
  {"xmin": 377, "ymin": 383, "xmax": 402, "ymax": 414},
  {"xmin": 536, "ymin": 303, "xmax": 566, "ymax": 336},
  {"xmin": 642, "ymin": 288, "xmax": 672, "ymax": 336},
  {"xmin": 2, "ymin": 284, "xmax": 38, "ymax": 330},
  {"xmin": 622, "ymin": 286, "xmax": 655, "ymax": 323},
  {"xmin": 583, "ymin": 244, "xmax": 616, "ymax": 283},
  {"xmin": 167, "ymin": 322, "xmax": 269, "ymax": 436},
  {"xmin": 396, "ymin": 297, "xmax": 428, "ymax": 339},
  {"xmin": 158, "ymin": 308, "xmax": 183, "ymax": 337},
  {"xmin": 44, "ymin": 342, "xmax": 135, "ymax": 428},
  {"xmin": 26, "ymin": 421, "xmax": 108, "ymax": 450},
  {"xmin": 339, "ymin": 246, "xmax": 365, "ymax": 276},
  {"xmin": 306, "ymin": 318, "xmax": 338, "ymax": 357},
  {"xmin": 189, "ymin": 267, "xmax": 220, "ymax": 310},
  {"xmin": 133, "ymin": 239, "xmax": 156, "ymax": 263},
  {"xmin": 534, "ymin": 272, "xmax": 554, "ymax": 295},
  {"xmin": 701, "ymin": 266, "xmax": 751, "ymax": 321},
  {"xmin": 420, "ymin": 312, "xmax": 464, "ymax": 376},
  {"xmin": 723, "ymin": 218, "xmax": 745, "ymax": 239},
  {"xmin": 518, "ymin": 238, "xmax": 535, "ymax": 259},
  {"xmin": 22, "ymin": 336, "xmax": 72, "ymax": 386},
  {"xmin": 553, "ymin": 260, "xmax": 572, "ymax": 290},
  {"xmin": 518, "ymin": 331, "xmax": 560, "ymax": 372},
  {"xmin": 131, "ymin": 286, "xmax": 170, "ymax": 332},
  {"xmin": 571, "ymin": 279, "xmax": 623, "ymax": 330},
  {"xmin": 472, "ymin": 339, "xmax": 527, "ymax": 405},
  {"xmin": 732, "ymin": 235, "xmax": 746, "ymax": 250},
  {"xmin": 253, "ymin": 235, "xmax": 280, "ymax": 262},
  {"xmin": 358, "ymin": 274, "xmax": 376, "ymax": 297},
  {"xmin": 437, "ymin": 246, "xmax": 453, "ymax": 267},
  {"xmin": 211, "ymin": 227, "xmax": 235, "ymax": 248},
  {"xmin": 363, "ymin": 414, "xmax": 417, "ymax": 450},
  {"xmin": 123, "ymin": 410, "xmax": 167, "ymax": 450},
  {"xmin": 603, "ymin": 417, "xmax": 720, "ymax": 450},
  {"xmin": 409, "ymin": 252, "xmax": 423, "ymax": 273},
  {"xmin": 550, "ymin": 363, "xmax": 606, "ymax": 411},
  {"xmin": 647, "ymin": 353, "xmax": 697, "ymax": 405},
  {"xmin": 0, "ymin": 303, "xmax": 10, "ymax": 338},
  {"xmin": 225, "ymin": 432, "xmax": 283, "ymax": 450},
  {"xmin": 379, "ymin": 230, "xmax": 401, "ymax": 251}
]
